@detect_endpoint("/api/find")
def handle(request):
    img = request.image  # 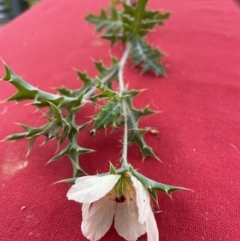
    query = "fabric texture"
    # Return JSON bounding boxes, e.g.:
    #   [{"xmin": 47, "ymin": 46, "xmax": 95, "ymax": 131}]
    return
[{"xmin": 0, "ymin": 0, "xmax": 239, "ymax": 240}]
